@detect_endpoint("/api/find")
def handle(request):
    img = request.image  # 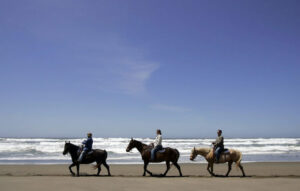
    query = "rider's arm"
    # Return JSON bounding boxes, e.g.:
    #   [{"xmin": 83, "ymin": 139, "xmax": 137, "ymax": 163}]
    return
[
  {"xmin": 154, "ymin": 135, "xmax": 162, "ymax": 146},
  {"xmin": 214, "ymin": 136, "xmax": 223, "ymax": 147}
]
